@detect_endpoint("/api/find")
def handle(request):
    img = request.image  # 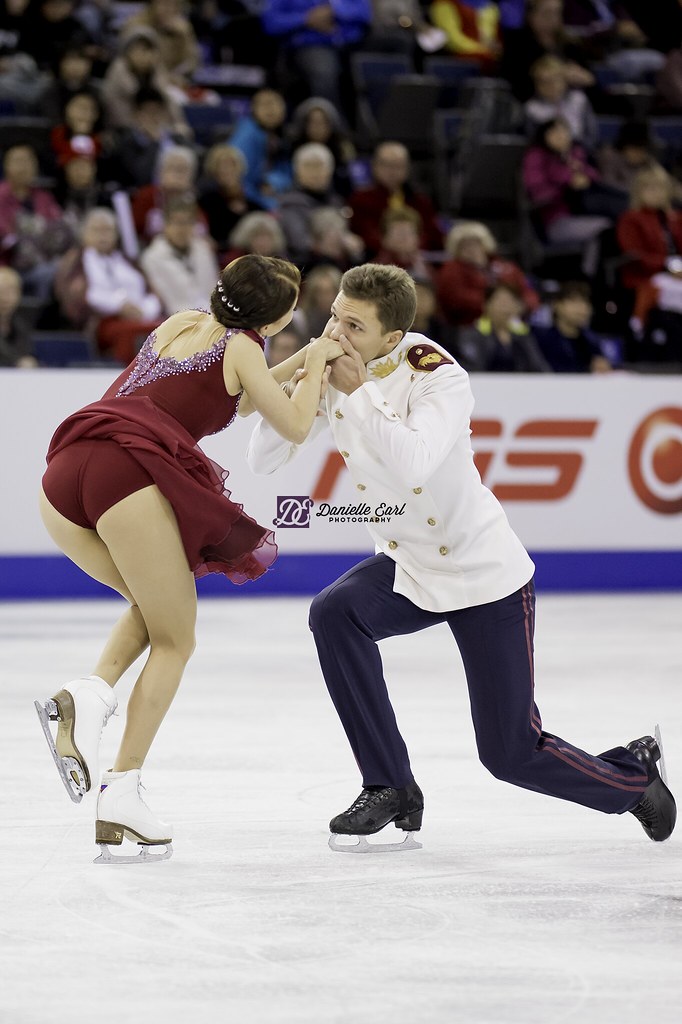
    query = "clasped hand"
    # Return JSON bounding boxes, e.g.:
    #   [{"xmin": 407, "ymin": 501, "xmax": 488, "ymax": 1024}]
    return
[{"xmin": 286, "ymin": 334, "xmax": 367, "ymax": 400}]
